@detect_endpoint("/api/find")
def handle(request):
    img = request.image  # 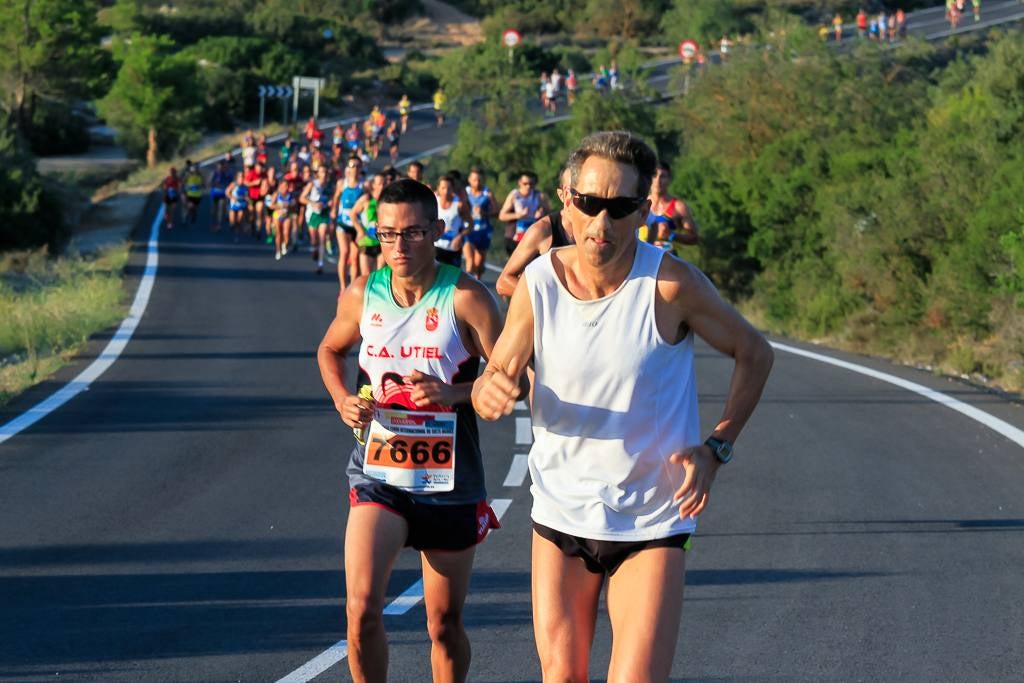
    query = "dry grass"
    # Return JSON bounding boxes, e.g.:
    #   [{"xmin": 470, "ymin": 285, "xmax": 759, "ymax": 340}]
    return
[{"xmin": 0, "ymin": 244, "xmax": 130, "ymax": 405}]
